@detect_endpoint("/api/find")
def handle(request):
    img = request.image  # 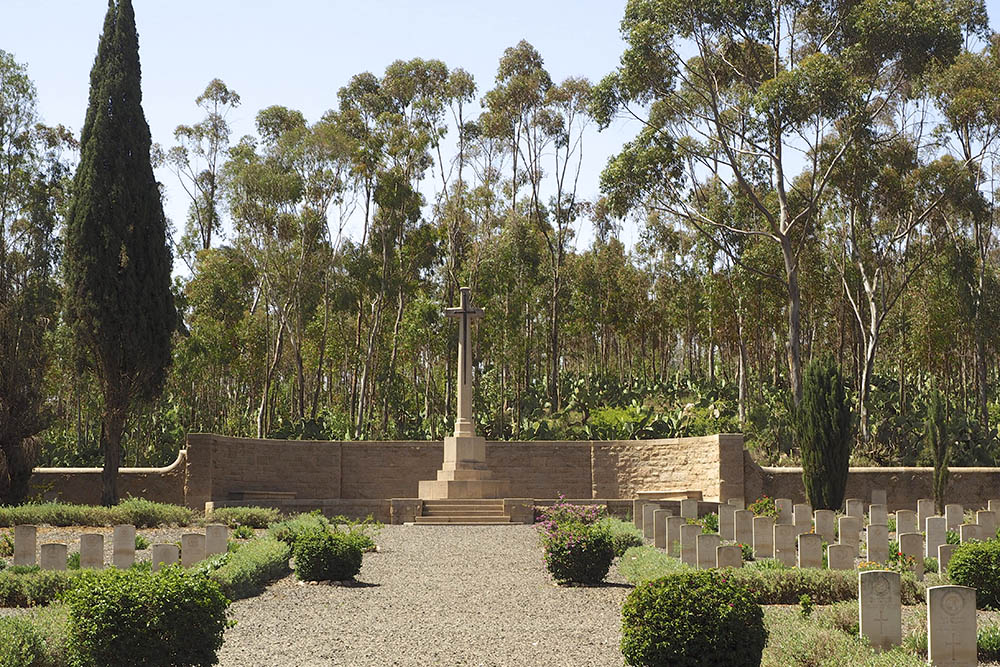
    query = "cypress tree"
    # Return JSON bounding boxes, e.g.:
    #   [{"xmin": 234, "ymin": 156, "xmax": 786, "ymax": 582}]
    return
[
  {"xmin": 796, "ymin": 354, "xmax": 854, "ymax": 510},
  {"xmin": 926, "ymin": 387, "xmax": 950, "ymax": 515},
  {"xmin": 64, "ymin": 0, "xmax": 175, "ymax": 506}
]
